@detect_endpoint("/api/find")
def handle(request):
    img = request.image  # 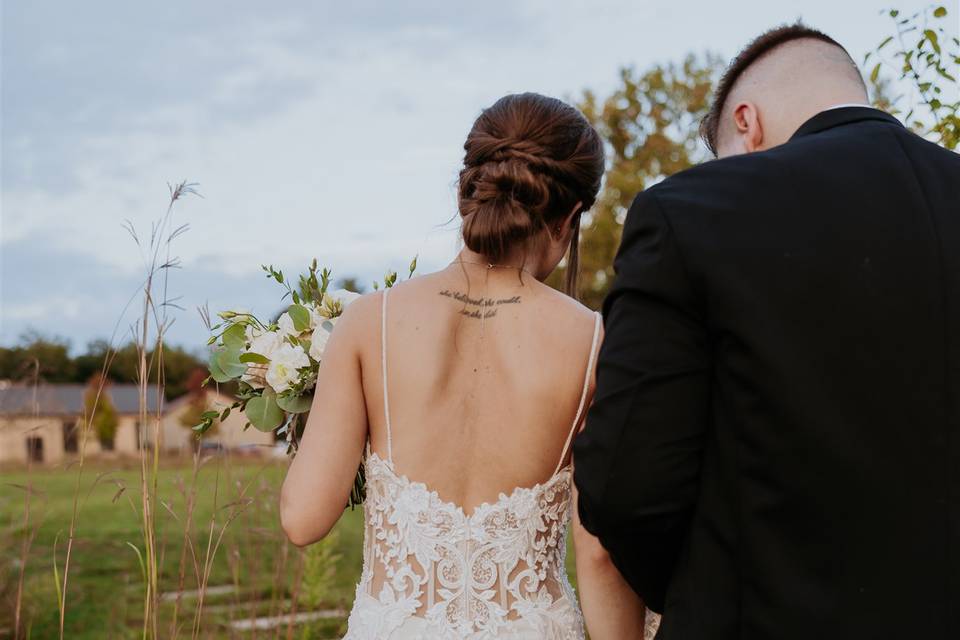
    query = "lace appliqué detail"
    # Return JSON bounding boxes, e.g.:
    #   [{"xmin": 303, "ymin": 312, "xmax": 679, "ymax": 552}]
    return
[{"xmin": 343, "ymin": 453, "xmax": 585, "ymax": 639}]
